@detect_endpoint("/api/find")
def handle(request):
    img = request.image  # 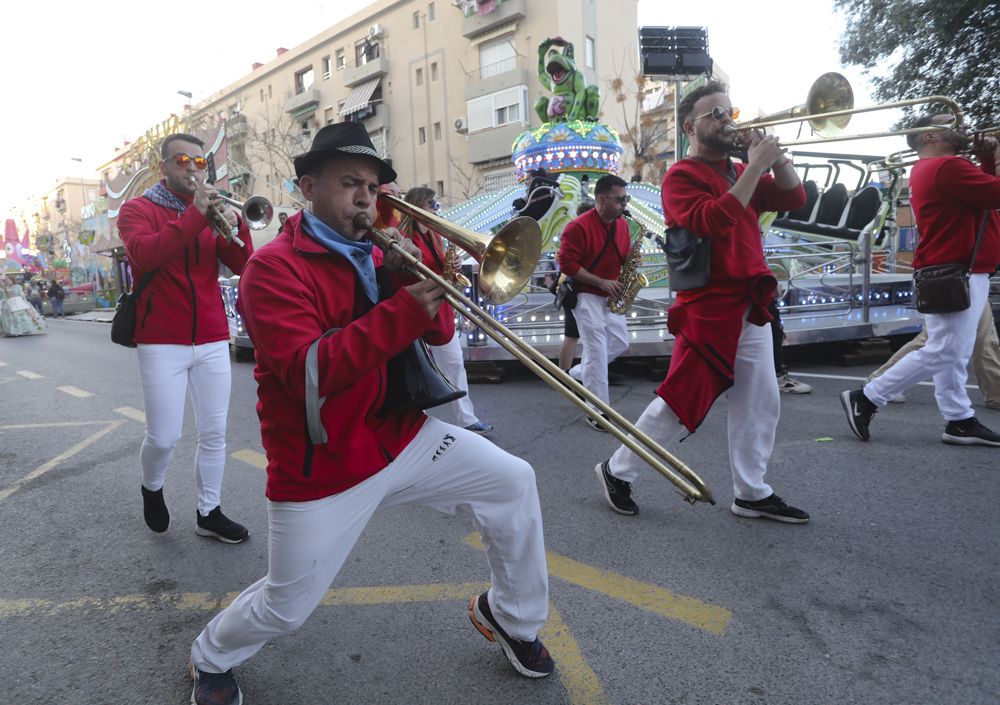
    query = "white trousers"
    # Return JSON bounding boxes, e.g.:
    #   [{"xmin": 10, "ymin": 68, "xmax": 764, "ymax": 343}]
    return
[
  {"xmin": 865, "ymin": 274, "xmax": 989, "ymax": 421},
  {"xmin": 190, "ymin": 418, "xmax": 548, "ymax": 674},
  {"xmin": 568, "ymin": 292, "xmax": 630, "ymax": 404},
  {"xmin": 430, "ymin": 332, "xmax": 479, "ymax": 427},
  {"xmin": 609, "ymin": 317, "xmax": 778, "ymax": 501},
  {"xmin": 136, "ymin": 341, "xmax": 231, "ymax": 515}
]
